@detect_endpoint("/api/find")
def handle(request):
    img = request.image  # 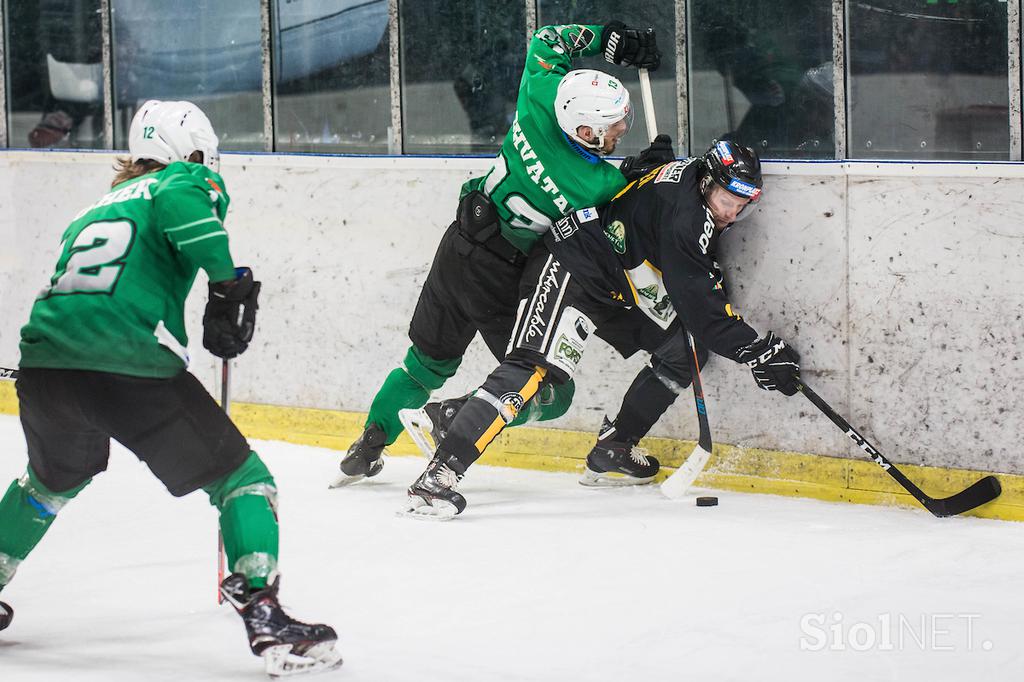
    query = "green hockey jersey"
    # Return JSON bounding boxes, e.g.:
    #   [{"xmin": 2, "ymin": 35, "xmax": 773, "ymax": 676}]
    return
[
  {"xmin": 19, "ymin": 162, "xmax": 236, "ymax": 378},
  {"xmin": 464, "ymin": 24, "xmax": 629, "ymax": 254}
]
